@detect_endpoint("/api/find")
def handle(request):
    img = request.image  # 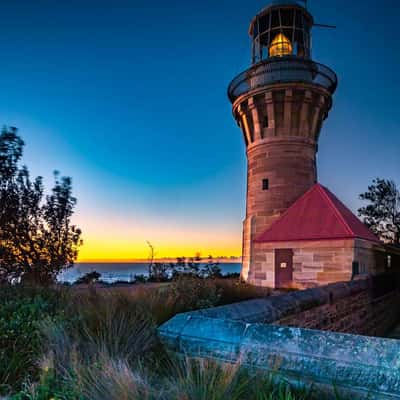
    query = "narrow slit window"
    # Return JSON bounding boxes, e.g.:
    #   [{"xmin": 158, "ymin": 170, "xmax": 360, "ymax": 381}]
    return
[
  {"xmin": 263, "ymin": 115, "xmax": 269, "ymax": 128},
  {"xmin": 262, "ymin": 178, "xmax": 269, "ymax": 190}
]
